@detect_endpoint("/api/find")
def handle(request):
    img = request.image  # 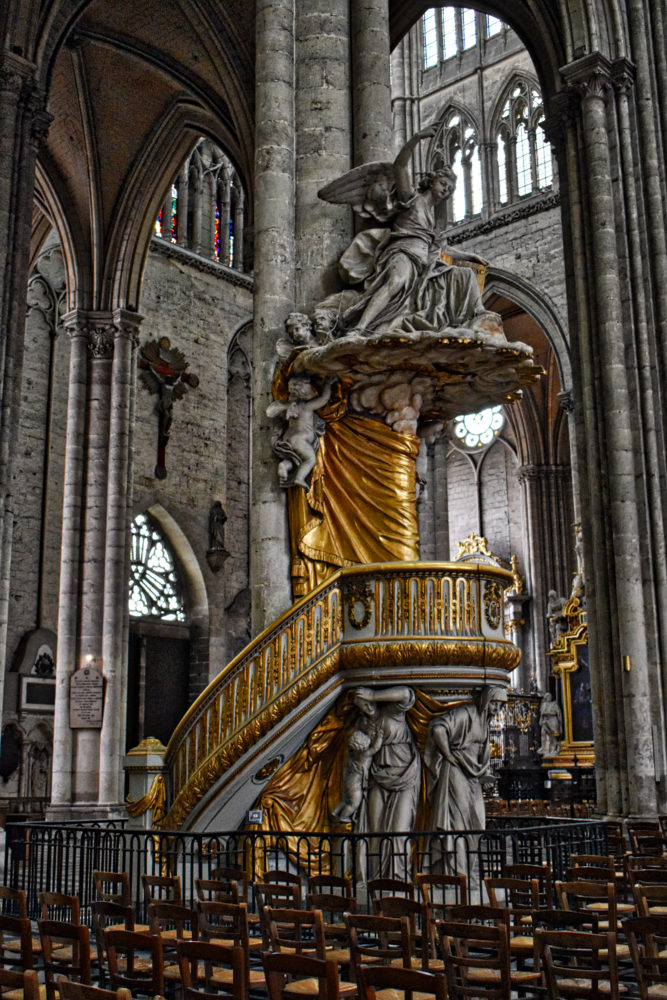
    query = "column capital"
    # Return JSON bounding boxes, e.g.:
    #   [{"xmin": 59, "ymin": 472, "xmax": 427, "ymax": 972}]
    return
[
  {"xmin": 558, "ymin": 388, "xmax": 575, "ymax": 414},
  {"xmin": 541, "ymin": 90, "xmax": 580, "ymax": 148},
  {"xmin": 561, "ymin": 52, "xmax": 614, "ymax": 100},
  {"xmin": 61, "ymin": 310, "xmax": 115, "ymax": 357},
  {"xmin": 611, "ymin": 58, "xmax": 636, "ymax": 96},
  {"xmin": 113, "ymin": 309, "xmax": 143, "ymax": 345}
]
